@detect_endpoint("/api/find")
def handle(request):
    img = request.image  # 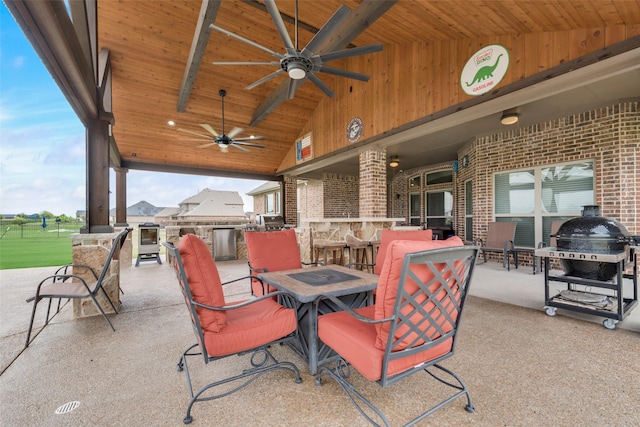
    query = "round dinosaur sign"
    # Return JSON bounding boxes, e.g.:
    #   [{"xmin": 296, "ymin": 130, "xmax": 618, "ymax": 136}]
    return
[{"xmin": 460, "ymin": 44, "xmax": 509, "ymax": 96}]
